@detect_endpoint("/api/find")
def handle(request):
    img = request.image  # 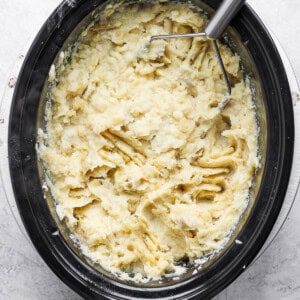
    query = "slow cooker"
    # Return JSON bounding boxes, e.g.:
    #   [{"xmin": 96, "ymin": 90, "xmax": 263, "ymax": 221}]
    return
[{"xmin": 0, "ymin": 0, "xmax": 299, "ymax": 299}]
